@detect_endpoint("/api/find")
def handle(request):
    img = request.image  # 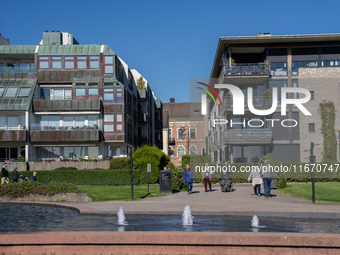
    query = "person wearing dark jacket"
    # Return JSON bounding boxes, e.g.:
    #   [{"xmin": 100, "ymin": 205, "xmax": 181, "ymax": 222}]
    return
[
  {"xmin": 183, "ymin": 165, "xmax": 194, "ymax": 194},
  {"xmin": 1, "ymin": 163, "xmax": 9, "ymax": 185},
  {"xmin": 32, "ymin": 172, "xmax": 37, "ymax": 182},
  {"xmin": 12, "ymin": 167, "xmax": 19, "ymax": 182}
]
